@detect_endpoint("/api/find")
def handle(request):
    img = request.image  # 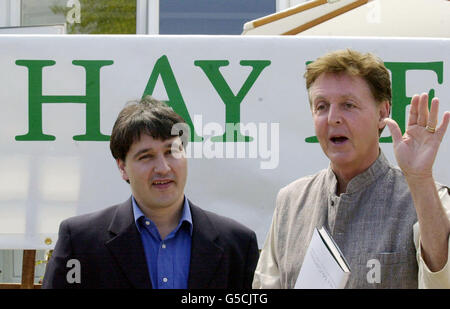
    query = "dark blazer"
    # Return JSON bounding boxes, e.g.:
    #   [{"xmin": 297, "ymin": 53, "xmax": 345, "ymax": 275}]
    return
[{"xmin": 42, "ymin": 198, "xmax": 259, "ymax": 289}]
